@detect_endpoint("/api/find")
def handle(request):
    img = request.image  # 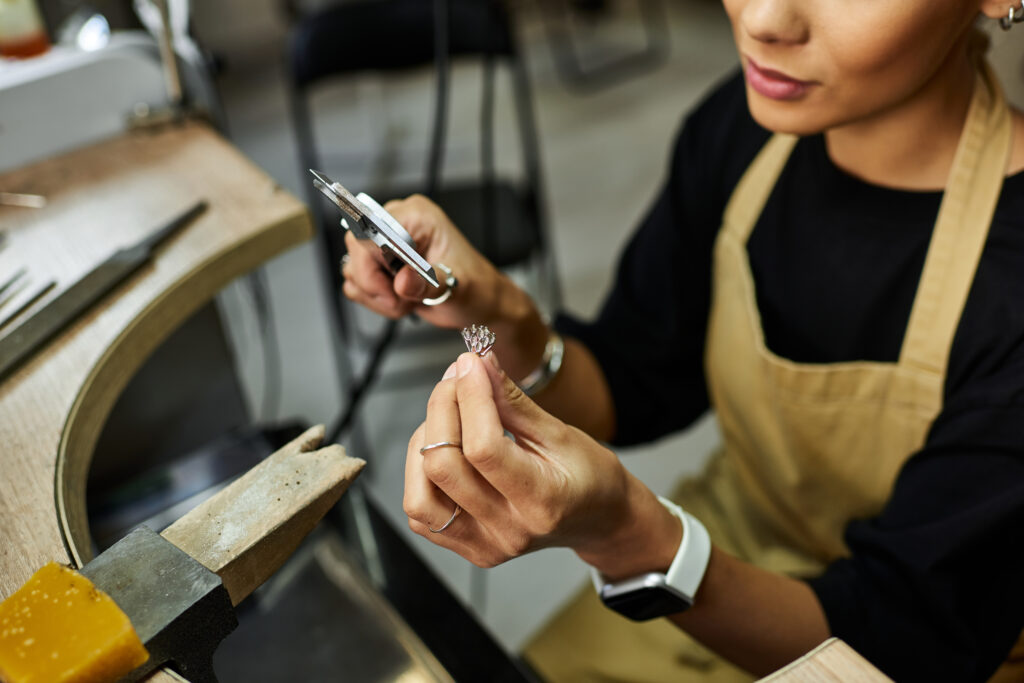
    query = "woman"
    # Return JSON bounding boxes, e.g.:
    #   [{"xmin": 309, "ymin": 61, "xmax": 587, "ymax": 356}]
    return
[{"xmin": 340, "ymin": 0, "xmax": 1024, "ymax": 679}]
